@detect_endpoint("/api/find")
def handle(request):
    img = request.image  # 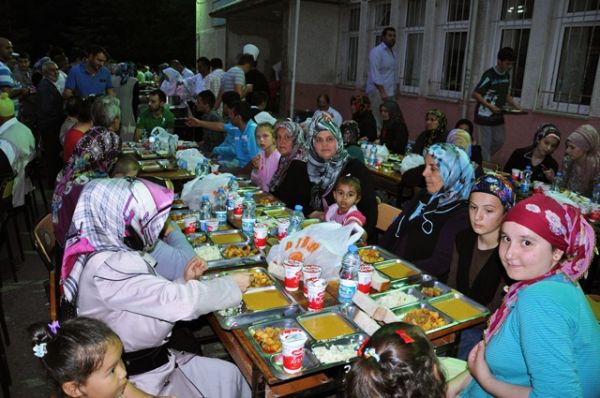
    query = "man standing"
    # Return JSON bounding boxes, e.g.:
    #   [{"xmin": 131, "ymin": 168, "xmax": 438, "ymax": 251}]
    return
[
  {"xmin": 63, "ymin": 45, "xmax": 114, "ymax": 98},
  {"xmin": 242, "ymin": 44, "xmax": 269, "ymax": 107},
  {"xmin": 217, "ymin": 54, "xmax": 255, "ymax": 104},
  {"xmin": 134, "ymin": 89, "xmax": 175, "ymax": 141},
  {"xmin": 366, "ymin": 27, "xmax": 400, "ymax": 132},
  {"xmin": 205, "ymin": 58, "xmax": 225, "ymax": 99},
  {"xmin": 0, "ymin": 37, "xmax": 30, "ymax": 117},
  {"xmin": 472, "ymin": 47, "xmax": 521, "ymax": 160}
]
